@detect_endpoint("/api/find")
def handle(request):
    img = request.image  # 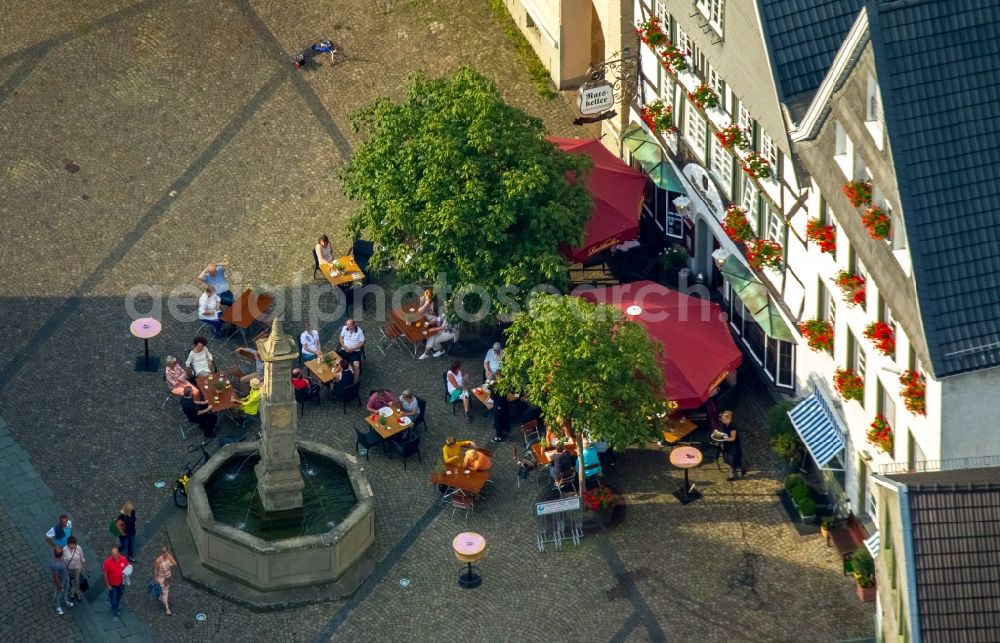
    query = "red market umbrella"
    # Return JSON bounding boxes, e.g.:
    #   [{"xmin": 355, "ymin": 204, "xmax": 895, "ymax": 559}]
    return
[
  {"xmin": 548, "ymin": 137, "xmax": 647, "ymax": 263},
  {"xmin": 577, "ymin": 281, "xmax": 742, "ymax": 409}
]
